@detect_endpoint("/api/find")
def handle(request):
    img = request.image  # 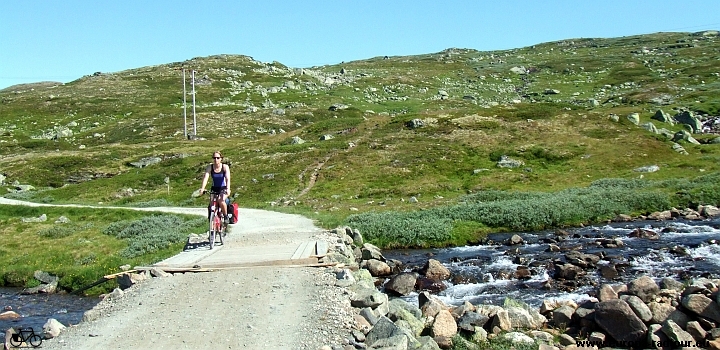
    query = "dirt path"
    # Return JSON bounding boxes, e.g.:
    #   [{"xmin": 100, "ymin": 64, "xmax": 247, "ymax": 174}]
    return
[{"xmin": 0, "ymin": 198, "xmax": 355, "ymax": 350}]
